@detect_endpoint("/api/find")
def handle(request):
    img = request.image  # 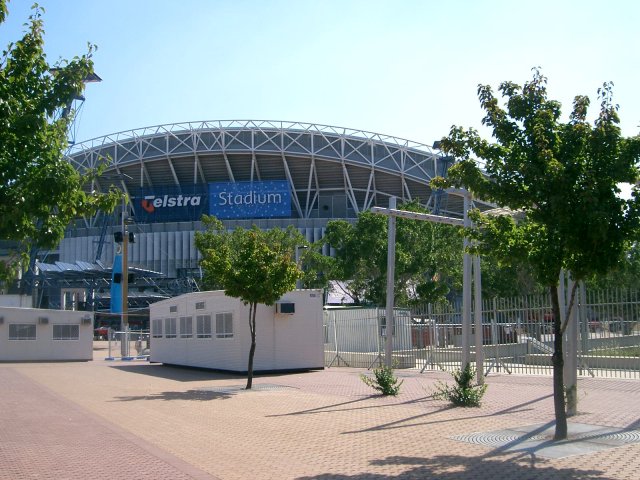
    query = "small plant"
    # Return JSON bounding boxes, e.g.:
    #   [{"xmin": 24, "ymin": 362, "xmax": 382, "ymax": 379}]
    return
[
  {"xmin": 433, "ymin": 363, "xmax": 487, "ymax": 407},
  {"xmin": 360, "ymin": 364, "xmax": 403, "ymax": 396}
]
